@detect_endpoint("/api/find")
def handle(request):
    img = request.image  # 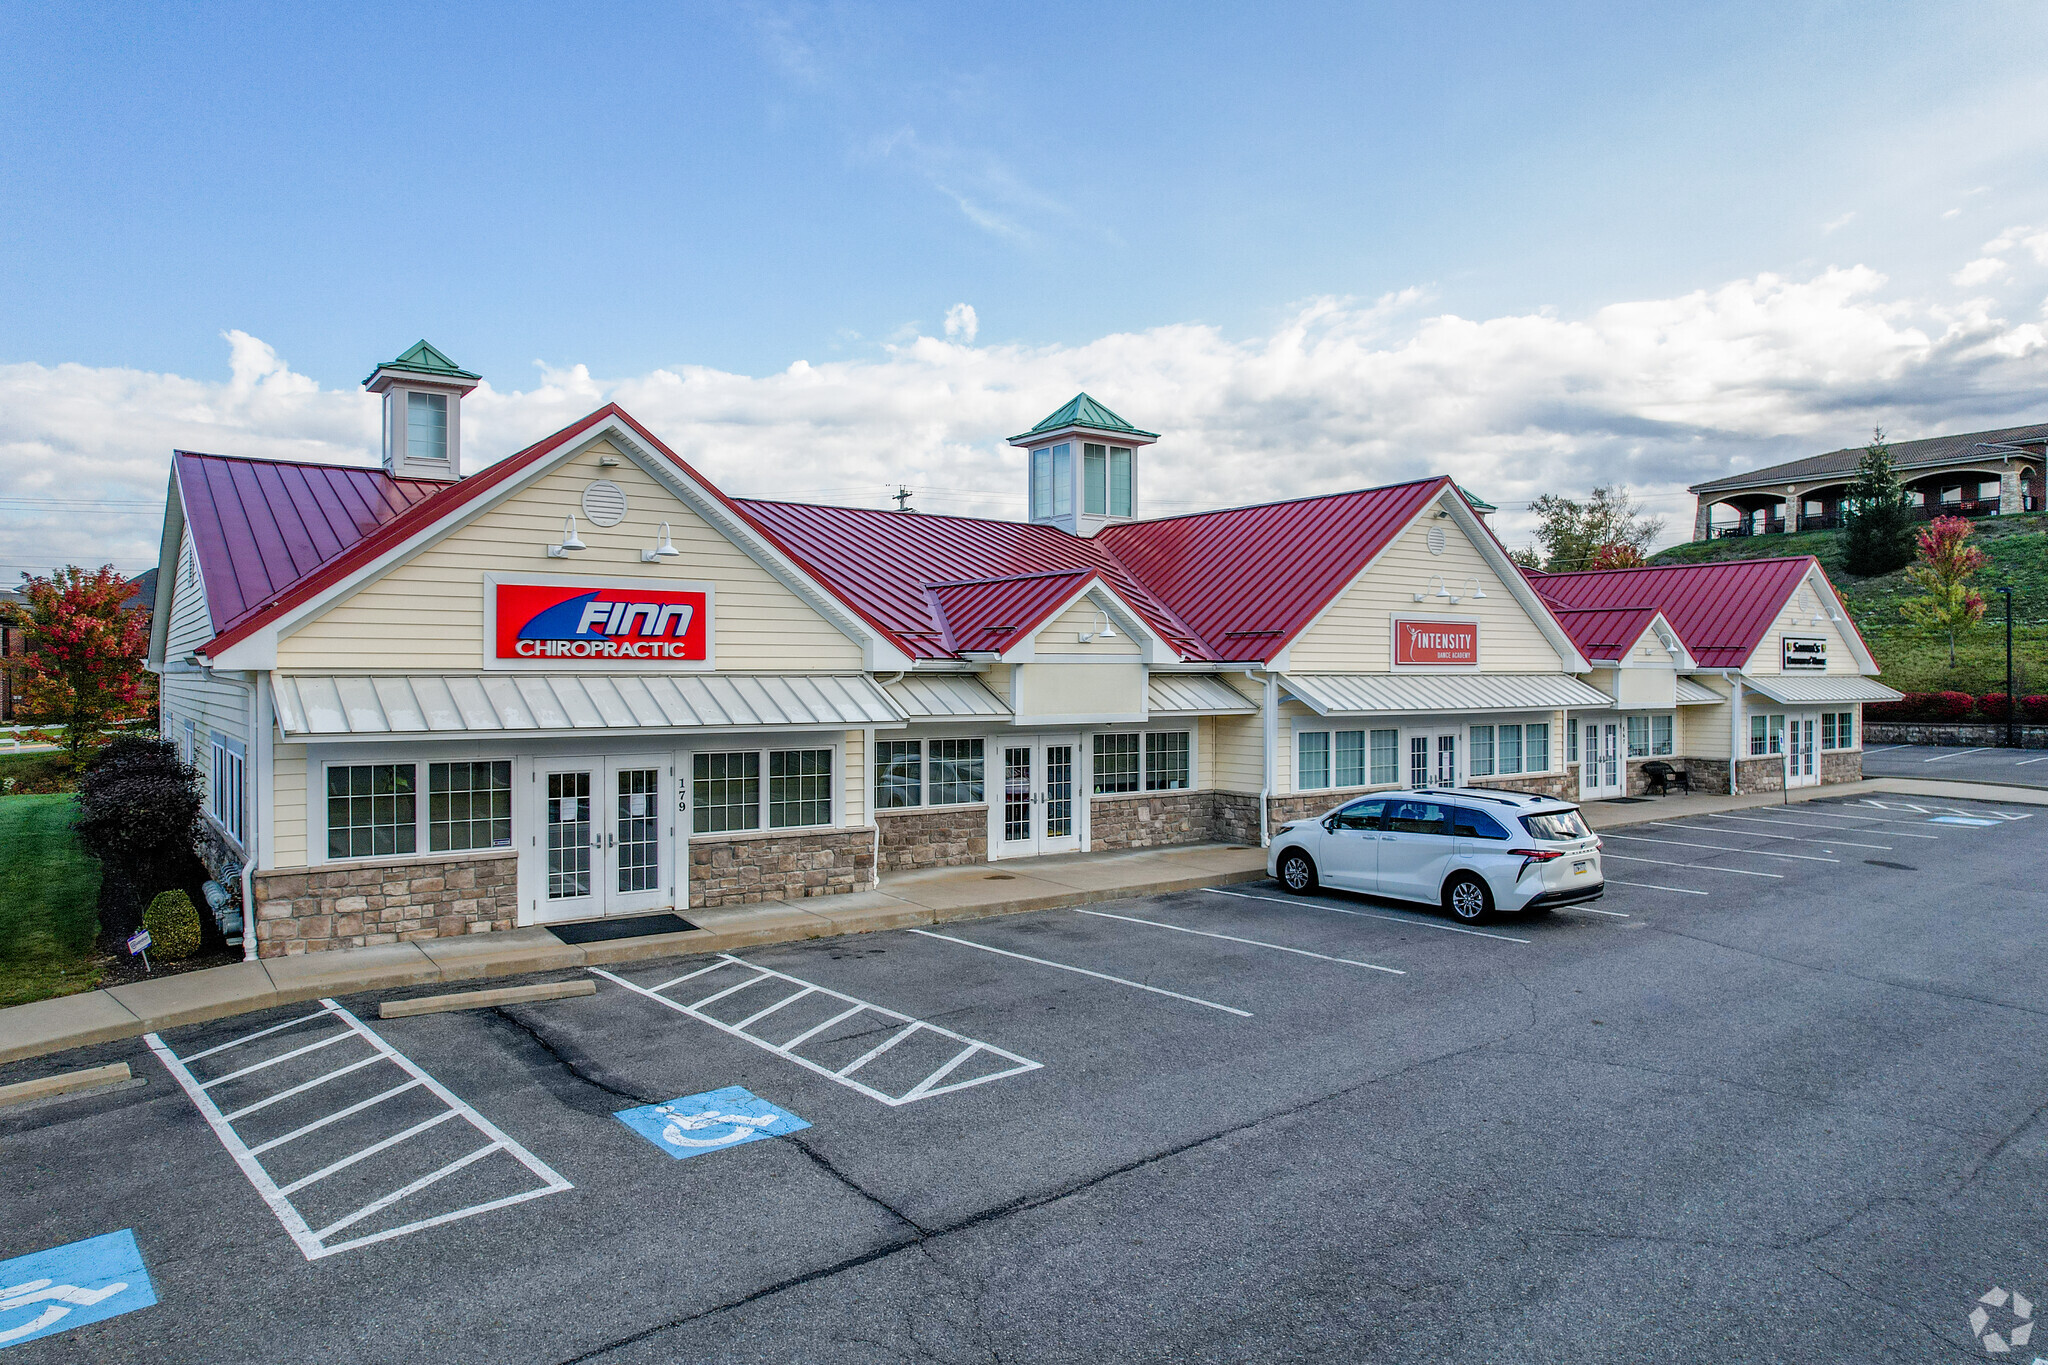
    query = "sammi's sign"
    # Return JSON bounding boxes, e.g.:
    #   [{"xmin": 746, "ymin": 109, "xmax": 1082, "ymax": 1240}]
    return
[{"xmin": 484, "ymin": 574, "xmax": 714, "ymax": 670}]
